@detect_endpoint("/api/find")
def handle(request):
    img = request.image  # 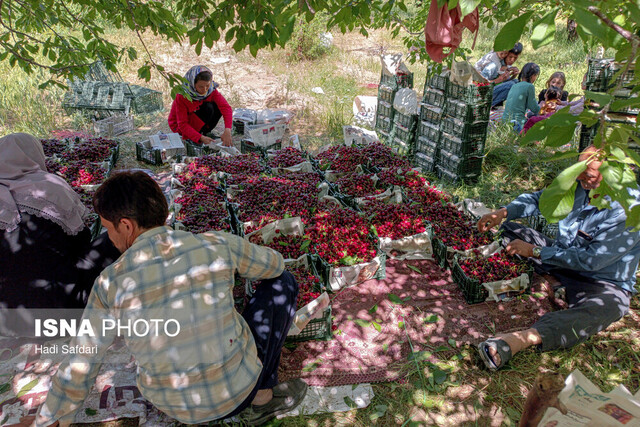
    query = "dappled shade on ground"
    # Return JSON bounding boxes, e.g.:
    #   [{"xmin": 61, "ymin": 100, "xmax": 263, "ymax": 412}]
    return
[{"xmin": 279, "ymin": 258, "xmax": 555, "ymax": 386}]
